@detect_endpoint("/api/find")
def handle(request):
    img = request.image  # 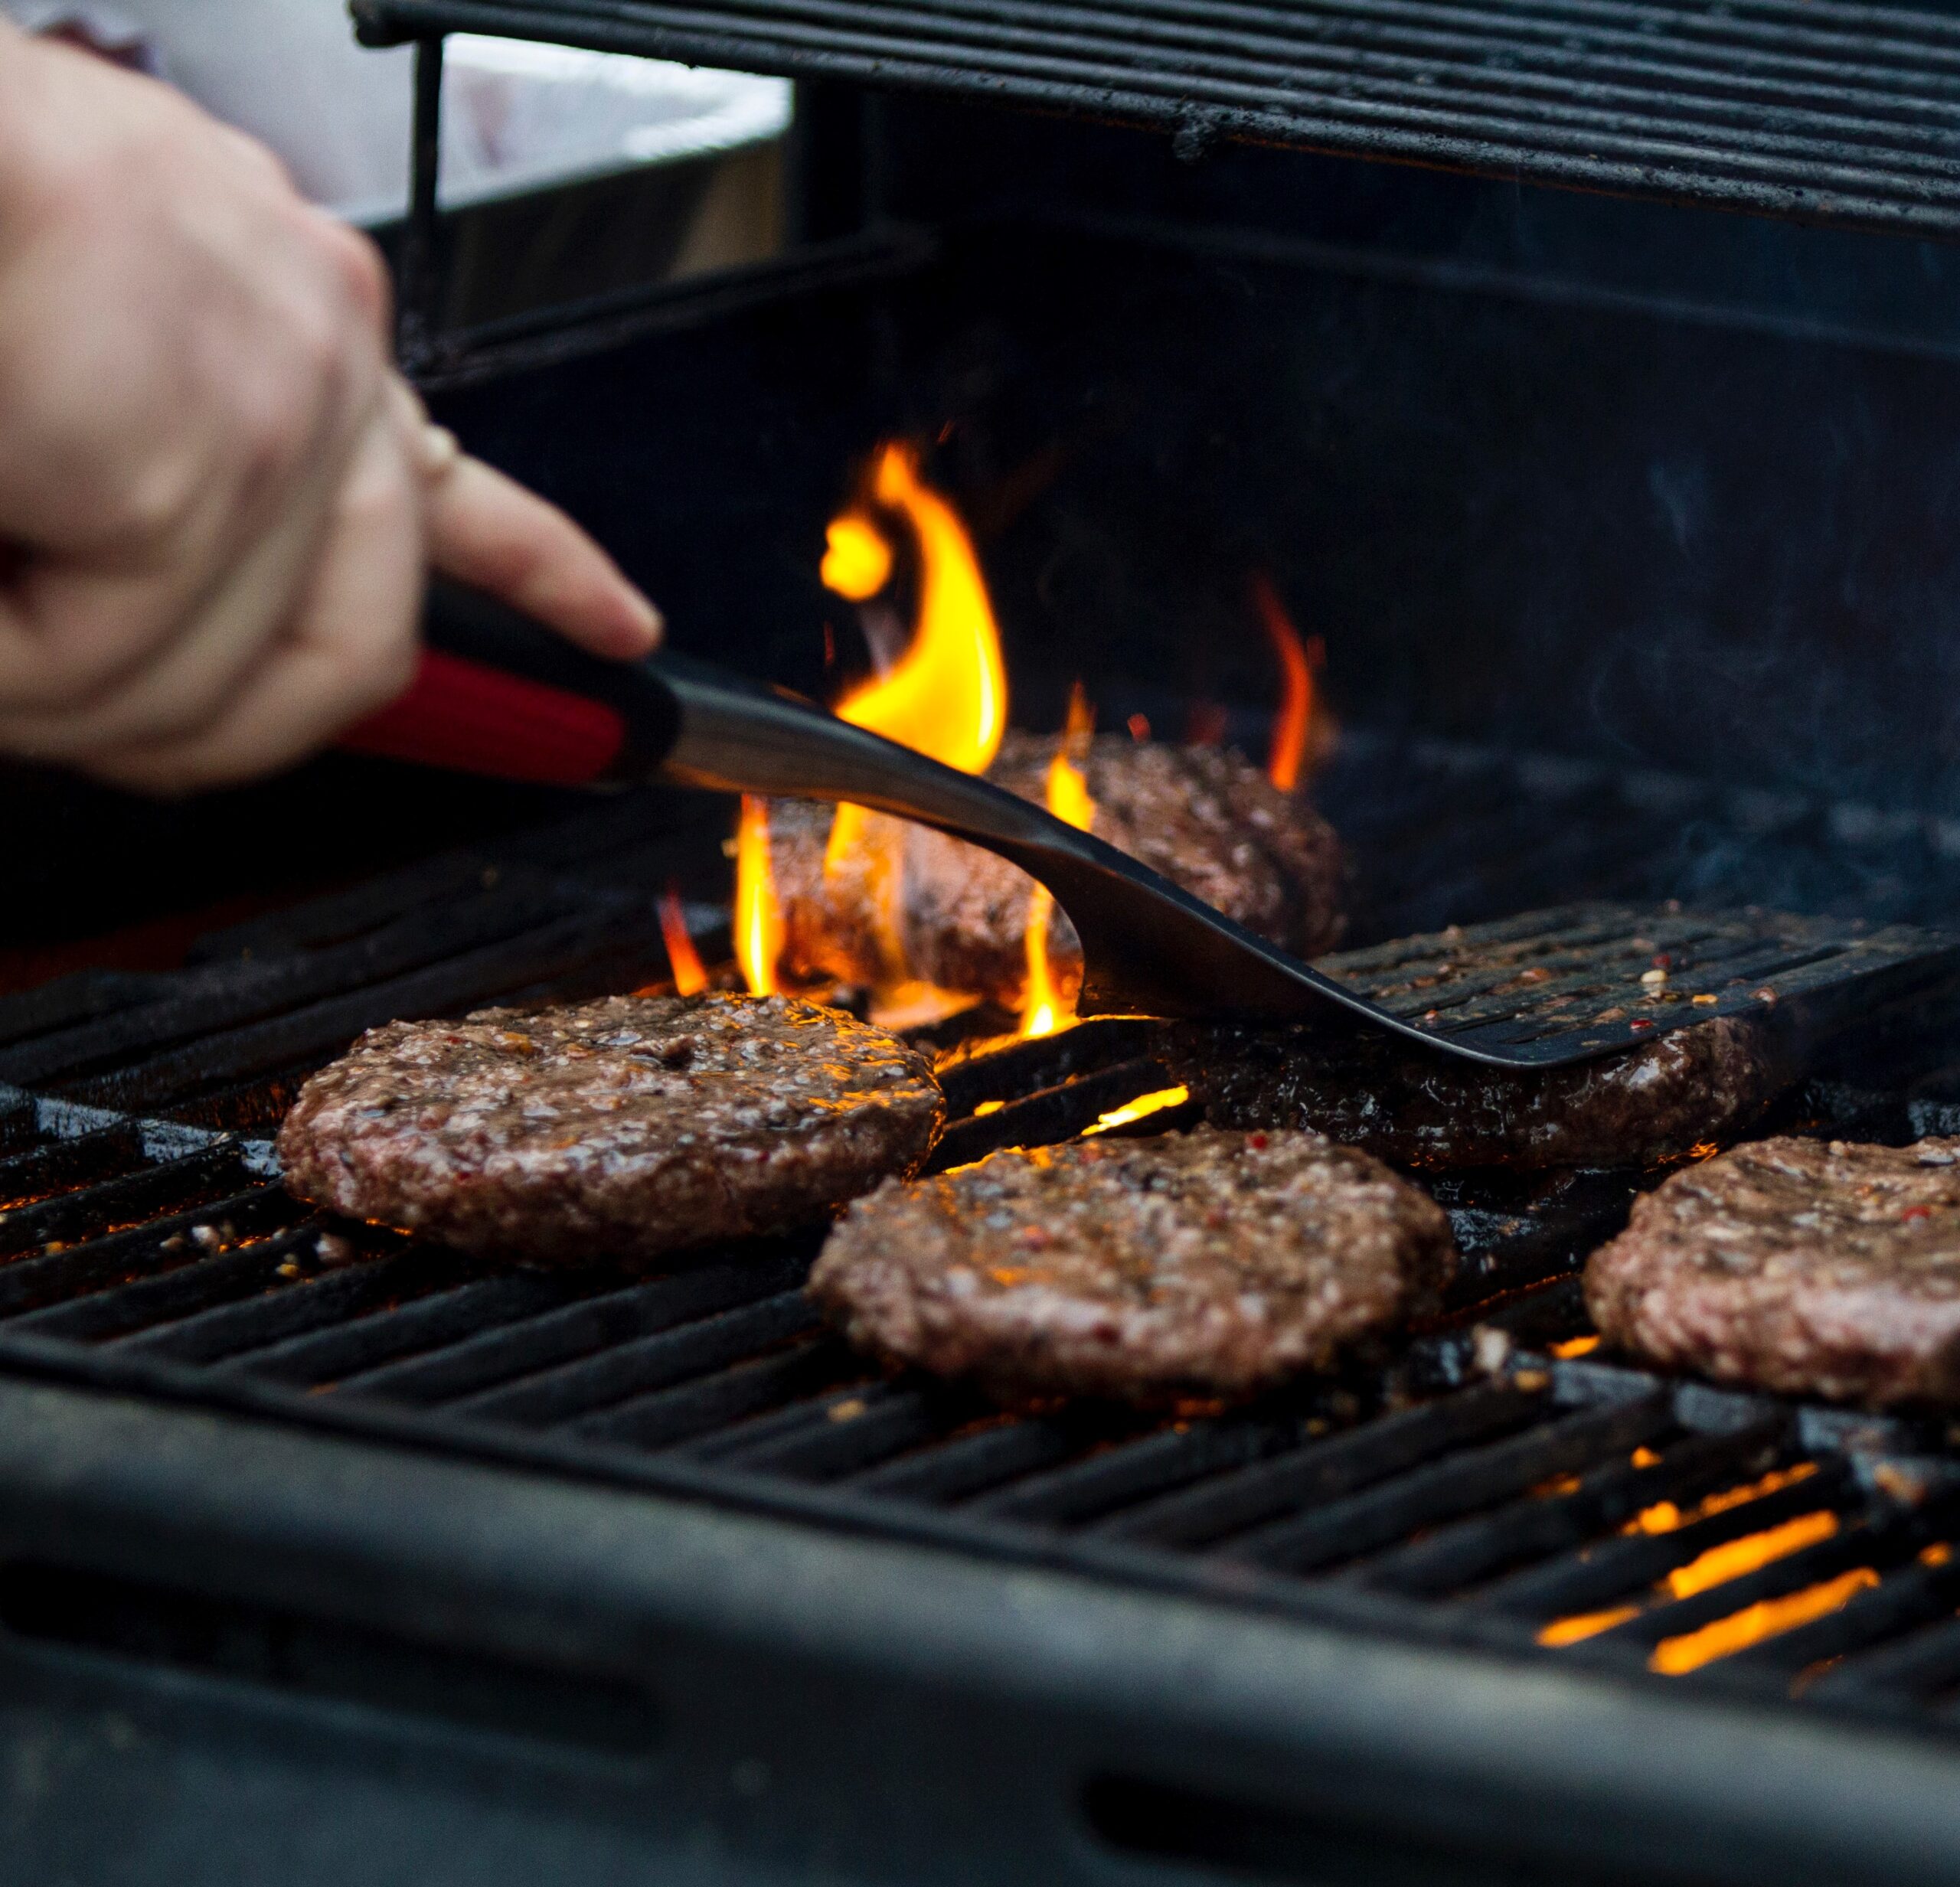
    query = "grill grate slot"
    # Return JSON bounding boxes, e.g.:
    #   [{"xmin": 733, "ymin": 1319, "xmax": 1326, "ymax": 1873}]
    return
[
  {"xmin": 328, "ymin": 1249, "xmax": 815, "ymax": 1406},
  {"xmin": 1223, "ymin": 1392, "xmax": 1677, "ymax": 1575},
  {"xmin": 452, "ymin": 1290, "xmax": 825, "ymax": 1428},
  {"xmin": 567, "ymin": 1334, "xmax": 865, "ymax": 1452}
]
